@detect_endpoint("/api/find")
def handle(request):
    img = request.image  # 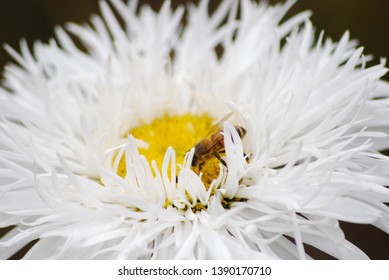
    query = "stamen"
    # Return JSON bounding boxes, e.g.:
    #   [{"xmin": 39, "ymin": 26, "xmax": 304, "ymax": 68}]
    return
[{"xmin": 116, "ymin": 113, "xmax": 225, "ymax": 188}]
